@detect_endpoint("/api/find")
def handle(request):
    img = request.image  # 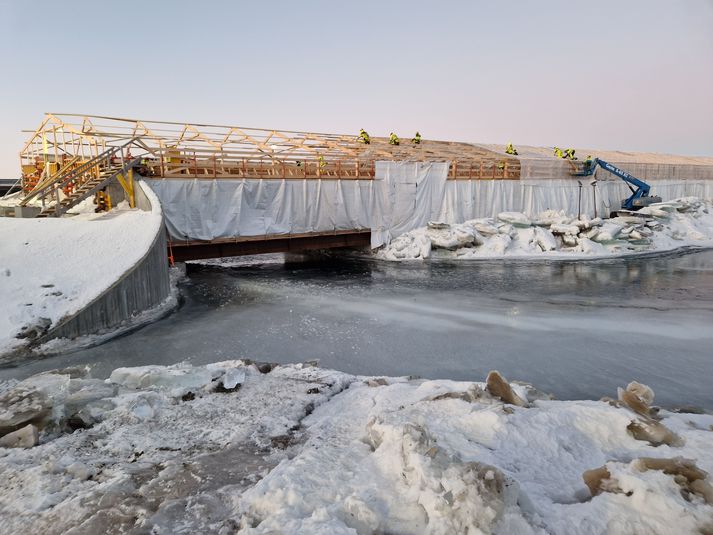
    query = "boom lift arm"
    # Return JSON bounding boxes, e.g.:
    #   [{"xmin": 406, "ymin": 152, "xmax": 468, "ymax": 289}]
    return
[{"xmin": 577, "ymin": 158, "xmax": 662, "ymax": 211}]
